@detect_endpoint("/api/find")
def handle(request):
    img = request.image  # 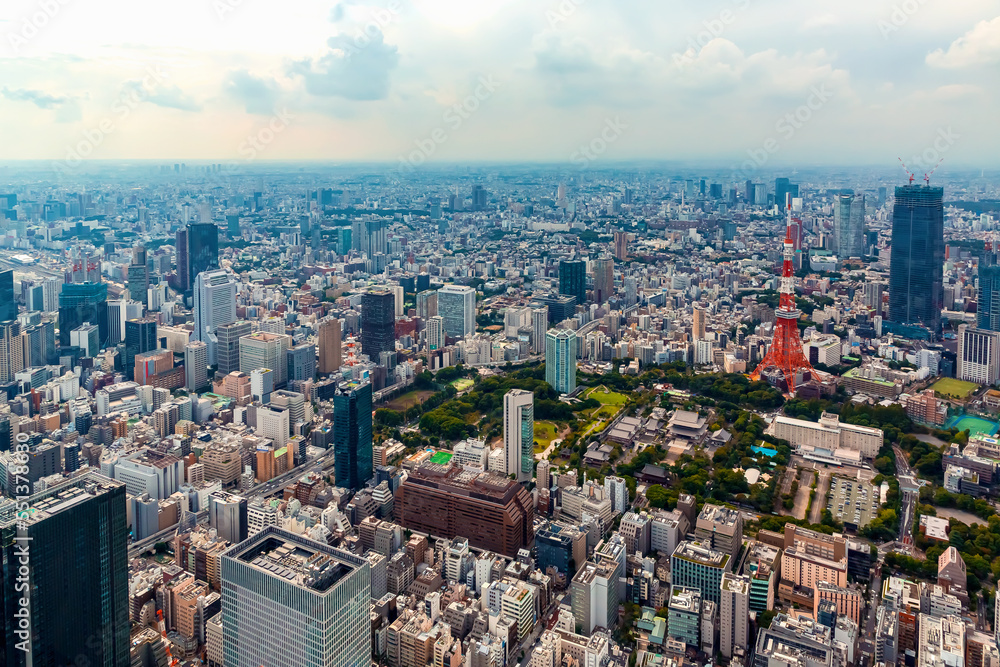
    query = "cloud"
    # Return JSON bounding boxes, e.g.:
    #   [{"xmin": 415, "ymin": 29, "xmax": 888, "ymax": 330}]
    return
[
  {"xmin": 288, "ymin": 28, "xmax": 400, "ymax": 101},
  {"xmin": 225, "ymin": 70, "xmax": 280, "ymax": 114},
  {"xmin": 119, "ymin": 80, "xmax": 201, "ymax": 112},
  {"xmin": 927, "ymin": 16, "xmax": 1000, "ymax": 68},
  {"xmin": 2, "ymin": 87, "xmax": 72, "ymax": 109},
  {"xmin": 1, "ymin": 87, "xmax": 82, "ymax": 122}
]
